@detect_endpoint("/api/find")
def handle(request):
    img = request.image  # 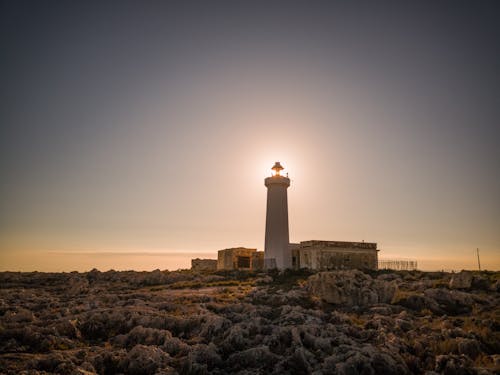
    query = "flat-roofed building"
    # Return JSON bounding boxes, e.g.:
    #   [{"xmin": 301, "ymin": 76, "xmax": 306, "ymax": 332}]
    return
[
  {"xmin": 217, "ymin": 247, "xmax": 264, "ymax": 271},
  {"xmin": 291, "ymin": 240, "xmax": 378, "ymax": 271},
  {"xmin": 191, "ymin": 258, "xmax": 217, "ymax": 271}
]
